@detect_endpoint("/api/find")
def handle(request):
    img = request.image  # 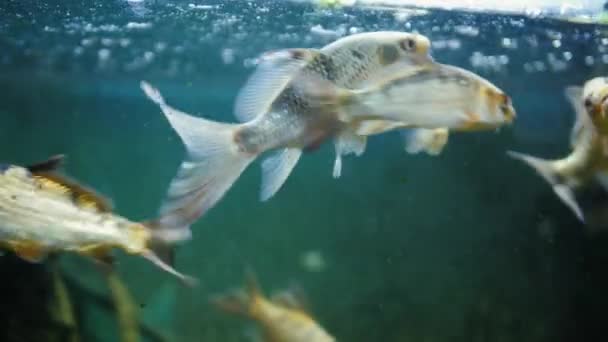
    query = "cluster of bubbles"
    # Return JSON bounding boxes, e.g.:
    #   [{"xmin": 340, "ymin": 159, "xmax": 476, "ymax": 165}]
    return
[{"xmin": 1, "ymin": 0, "xmax": 607, "ymax": 80}]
